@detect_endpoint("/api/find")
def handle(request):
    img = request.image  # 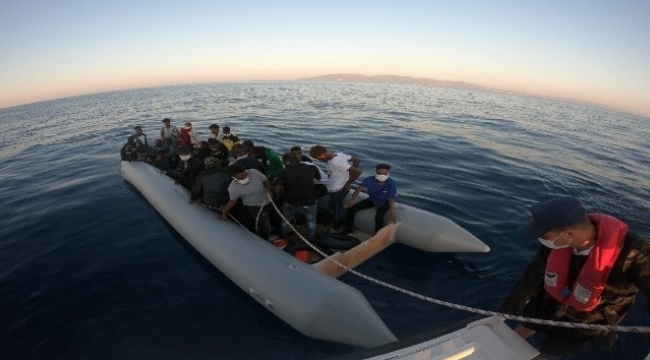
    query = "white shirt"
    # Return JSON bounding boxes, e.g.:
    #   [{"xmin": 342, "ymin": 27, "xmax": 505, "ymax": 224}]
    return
[{"xmin": 326, "ymin": 152, "xmax": 351, "ymax": 192}]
